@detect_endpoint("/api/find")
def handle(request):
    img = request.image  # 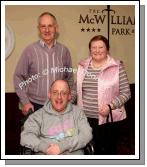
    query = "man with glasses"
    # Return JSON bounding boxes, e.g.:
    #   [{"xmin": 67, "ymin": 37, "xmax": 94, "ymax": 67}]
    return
[
  {"xmin": 20, "ymin": 80, "xmax": 92, "ymax": 155},
  {"xmin": 14, "ymin": 12, "xmax": 74, "ymax": 116}
]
